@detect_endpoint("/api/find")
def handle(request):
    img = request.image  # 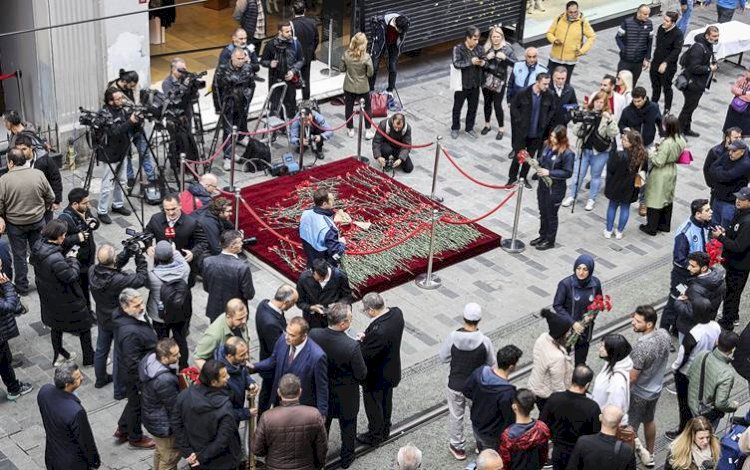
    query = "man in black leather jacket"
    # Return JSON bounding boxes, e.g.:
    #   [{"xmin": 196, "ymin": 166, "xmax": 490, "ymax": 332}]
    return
[{"xmin": 261, "ymin": 22, "xmax": 304, "ymax": 121}]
